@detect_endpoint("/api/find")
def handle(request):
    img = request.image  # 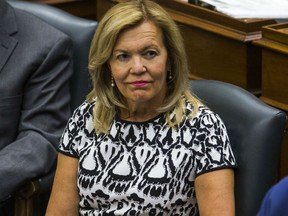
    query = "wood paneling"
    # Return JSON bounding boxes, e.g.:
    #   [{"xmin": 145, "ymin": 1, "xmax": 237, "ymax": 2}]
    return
[
  {"xmin": 254, "ymin": 23, "xmax": 288, "ymax": 111},
  {"xmin": 156, "ymin": 0, "xmax": 276, "ymax": 94},
  {"xmin": 253, "ymin": 23, "xmax": 288, "ymax": 179}
]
